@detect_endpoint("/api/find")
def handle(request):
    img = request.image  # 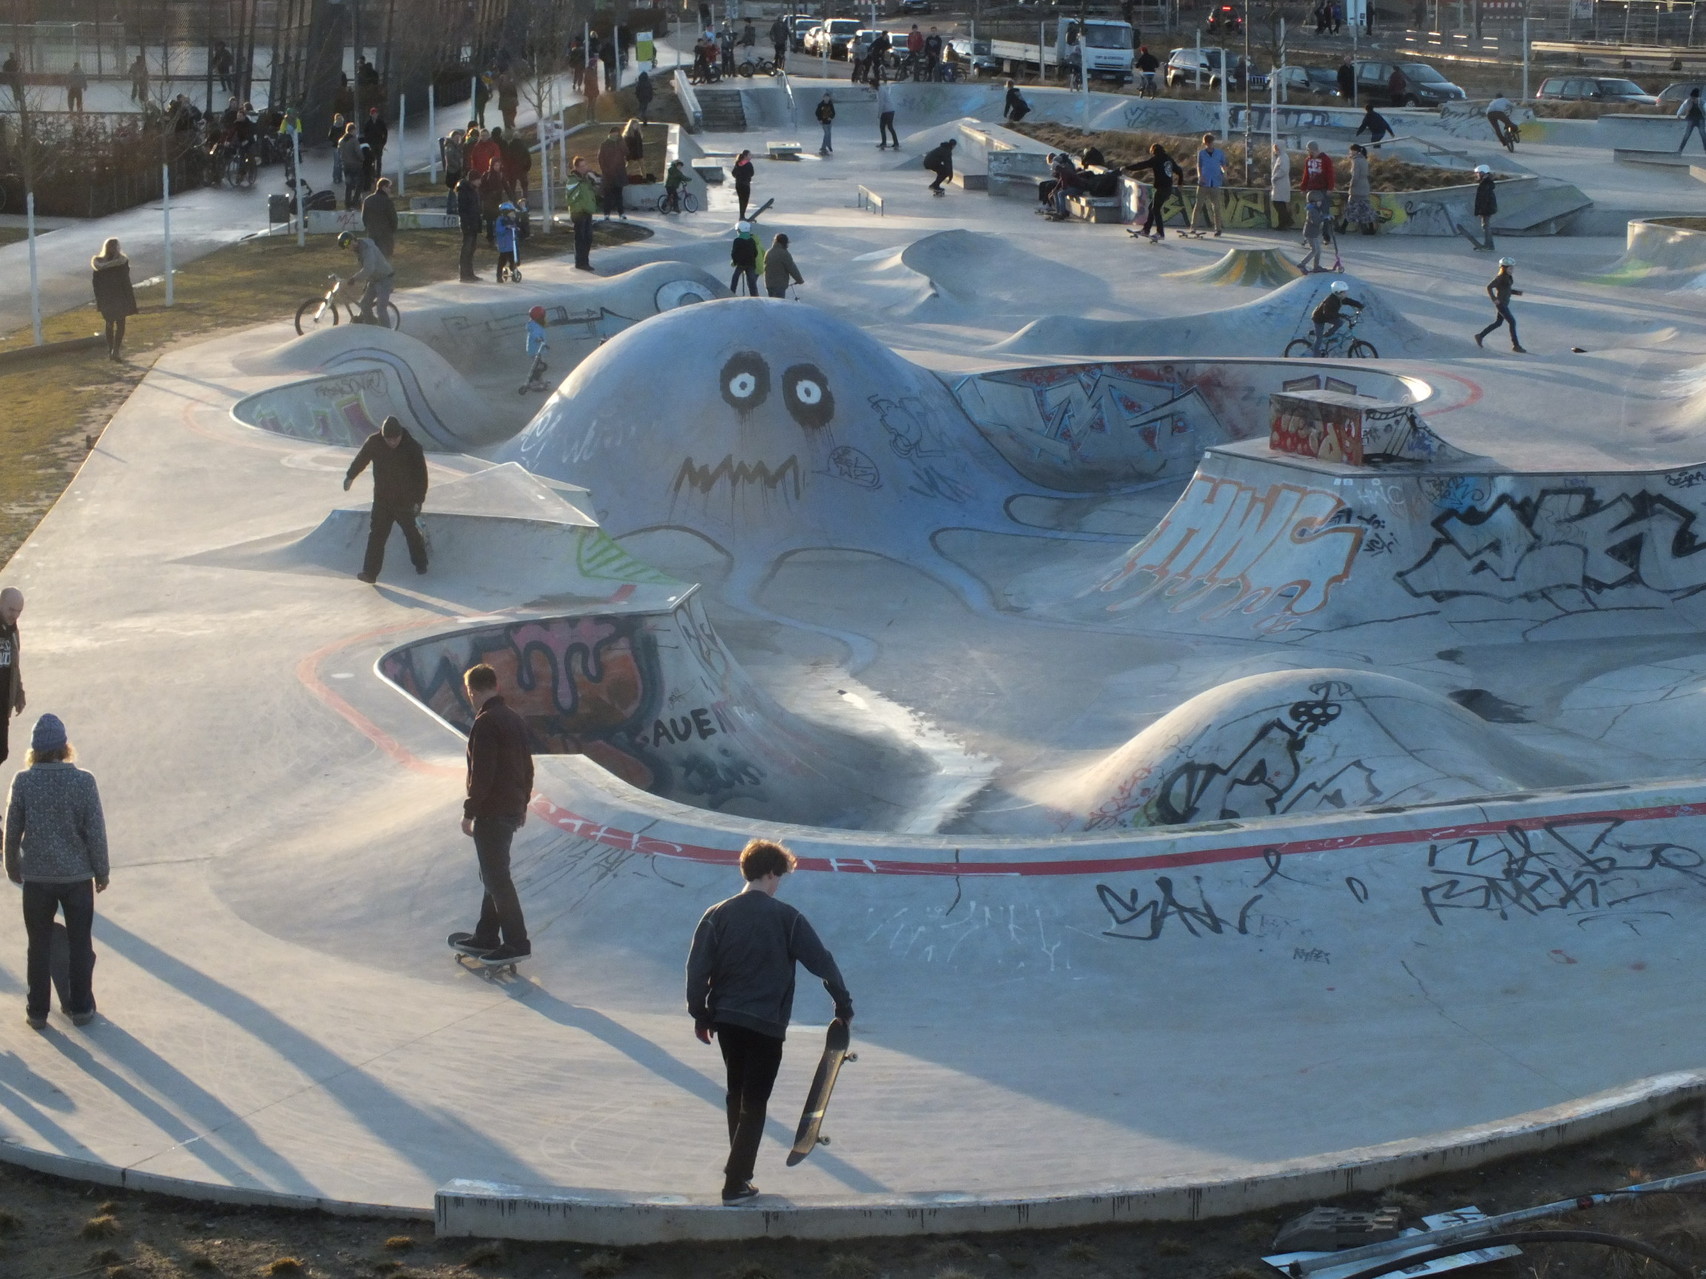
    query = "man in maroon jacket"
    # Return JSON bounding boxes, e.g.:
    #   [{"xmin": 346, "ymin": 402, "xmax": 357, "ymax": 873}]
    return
[{"xmin": 449, "ymin": 664, "xmax": 535, "ymax": 962}]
